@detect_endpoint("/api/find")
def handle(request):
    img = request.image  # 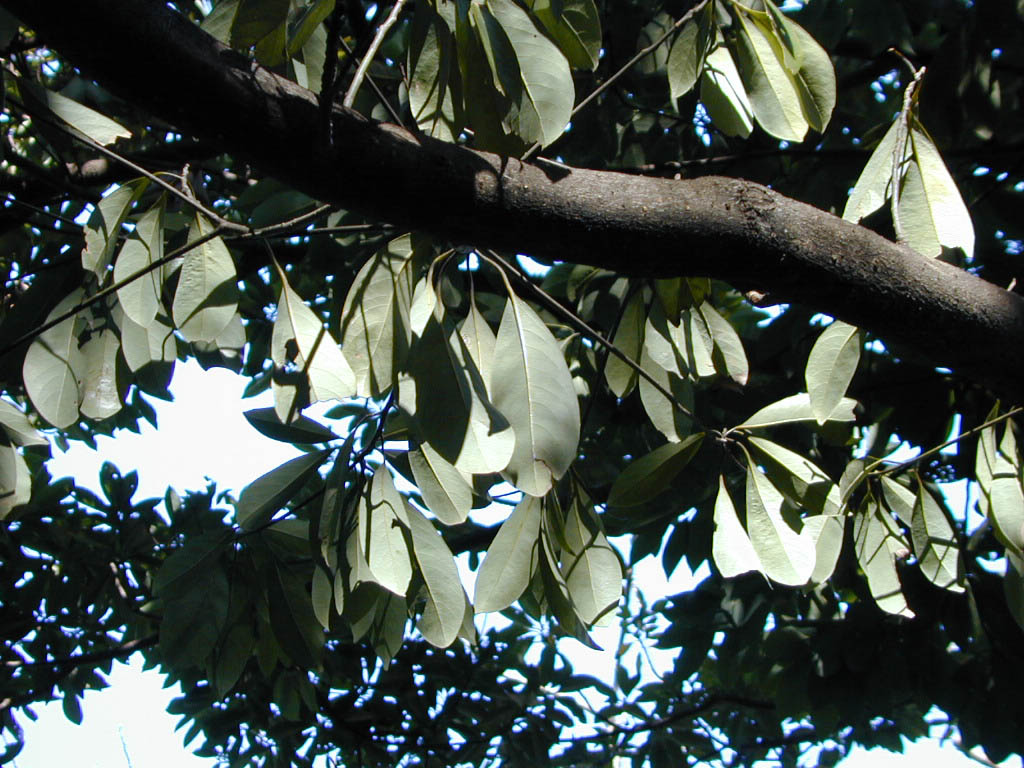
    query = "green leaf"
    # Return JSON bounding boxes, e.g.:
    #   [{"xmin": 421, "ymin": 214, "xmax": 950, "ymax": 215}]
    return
[
  {"xmin": 1006, "ymin": 551, "xmax": 1024, "ymax": 633},
  {"xmin": 490, "ymin": 294, "xmax": 580, "ymax": 497},
  {"xmin": 154, "ymin": 530, "xmax": 231, "ymax": 597},
  {"xmin": 607, "ymin": 433, "xmax": 704, "ymax": 508},
  {"xmin": 201, "ymin": 0, "xmax": 238, "ymax": 42},
  {"xmin": 804, "ymin": 513, "xmax": 845, "ymax": 584},
  {"xmin": 912, "ymin": 485, "xmax": 964, "ymax": 593},
  {"xmin": 78, "ymin": 329, "xmax": 122, "ymax": 421},
  {"xmin": 23, "ymin": 288, "xmax": 85, "ymax": 429},
  {"xmin": 474, "ymin": 494, "xmax": 542, "ymax": 612},
  {"xmin": 700, "ymin": 41, "xmax": 753, "ymax": 138},
  {"xmin": 231, "ymin": 0, "xmax": 289, "ymax": 49},
  {"xmin": 235, "ymin": 450, "xmax": 330, "ymax": 531},
  {"xmin": 561, "ymin": 501, "xmax": 621, "ymax": 625},
  {"xmin": 0, "ymin": 444, "xmax": 31, "ymax": 520},
  {"xmin": 406, "ymin": 503, "xmax": 465, "ymax": 647},
  {"xmin": 538, "ymin": 514, "xmax": 598, "ymax": 647},
  {"xmin": 0, "ymin": 400, "xmax": 47, "ymax": 447},
  {"xmin": 900, "ymin": 122, "xmax": 975, "ymax": 258},
  {"xmin": 805, "ymin": 320, "xmax": 860, "ymax": 425},
  {"xmin": 408, "ymin": 2, "xmax": 463, "ymax": 141},
  {"xmin": 528, "ymin": 0, "xmax": 602, "ymax": 71},
  {"xmin": 410, "ymin": 311, "xmax": 514, "ymax": 475},
  {"xmin": 680, "ymin": 308, "xmax": 715, "ymax": 379},
  {"xmin": 667, "ymin": 7, "xmax": 711, "ymax": 101},
  {"xmin": 737, "ymin": 393, "xmax": 857, "ymax": 430},
  {"xmin": 854, "ymin": 499, "xmax": 914, "ymax": 617},
  {"xmin": 486, "ymin": 0, "xmax": 574, "ymax": 147},
  {"xmin": 745, "ymin": 458, "xmax": 816, "ymax": 586},
  {"xmin": 312, "ymin": 565, "xmax": 334, "ymax": 630},
  {"xmin": 880, "ymin": 475, "xmax": 915, "ymax": 527},
  {"xmin": 732, "ymin": 13, "xmax": 808, "ymax": 141},
  {"xmin": 638, "ymin": 316, "xmax": 695, "ymax": 443},
  {"xmin": 172, "ymin": 214, "xmax": 239, "ymax": 343},
  {"xmin": 748, "ymin": 436, "xmax": 841, "ymax": 517},
  {"xmin": 266, "ymin": 561, "xmax": 324, "ymax": 668},
  {"xmin": 19, "ymin": 78, "xmax": 130, "ymax": 146},
  {"xmin": 82, "ymin": 181, "xmax": 147, "ymax": 278},
  {"xmin": 271, "ymin": 262, "xmax": 355, "ymax": 420},
  {"xmin": 340, "ymin": 235, "xmax": 418, "ymax": 398},
  {"xmin": 976, "ymin": 421, "xmax": 1024, "ymax": 558},
  {"xmin": 408, "ymin": 443, "xmax": 473, "ymax": 525},
  {"xmin": 119, "ymin": 314, "xmax": 176, "ymax": 371},
  {"xmin": 698, "ymin": 302, "xmax": 748, "ymax": 385},
  {"xmin": 286, "ymin": 0, "xmax": 335, "ymax": 57},
  {"xmin": 359, "ymin": 464, "xmax": 413, "ymax": 596},
  {"xmin": 711, "ymin": 475, "xmax": 762, "ymax": 579},
  {"xmin": 244, "ymin": 407, "xmax": 337, "ymax": 444},
  {"xmin": 843, "ymin": 120, "xmax": 902, "ymax": 224},
  {"xmin": 604, "ymin": 290, "xmax": 645, "ymax": 398},
  {"xmin": 778, "ymin": 14, "xmax": 836, "ymax": 133},
  {"xmin": 114, "ymin": 199, "xmax": 165, "ymax": 328}
]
